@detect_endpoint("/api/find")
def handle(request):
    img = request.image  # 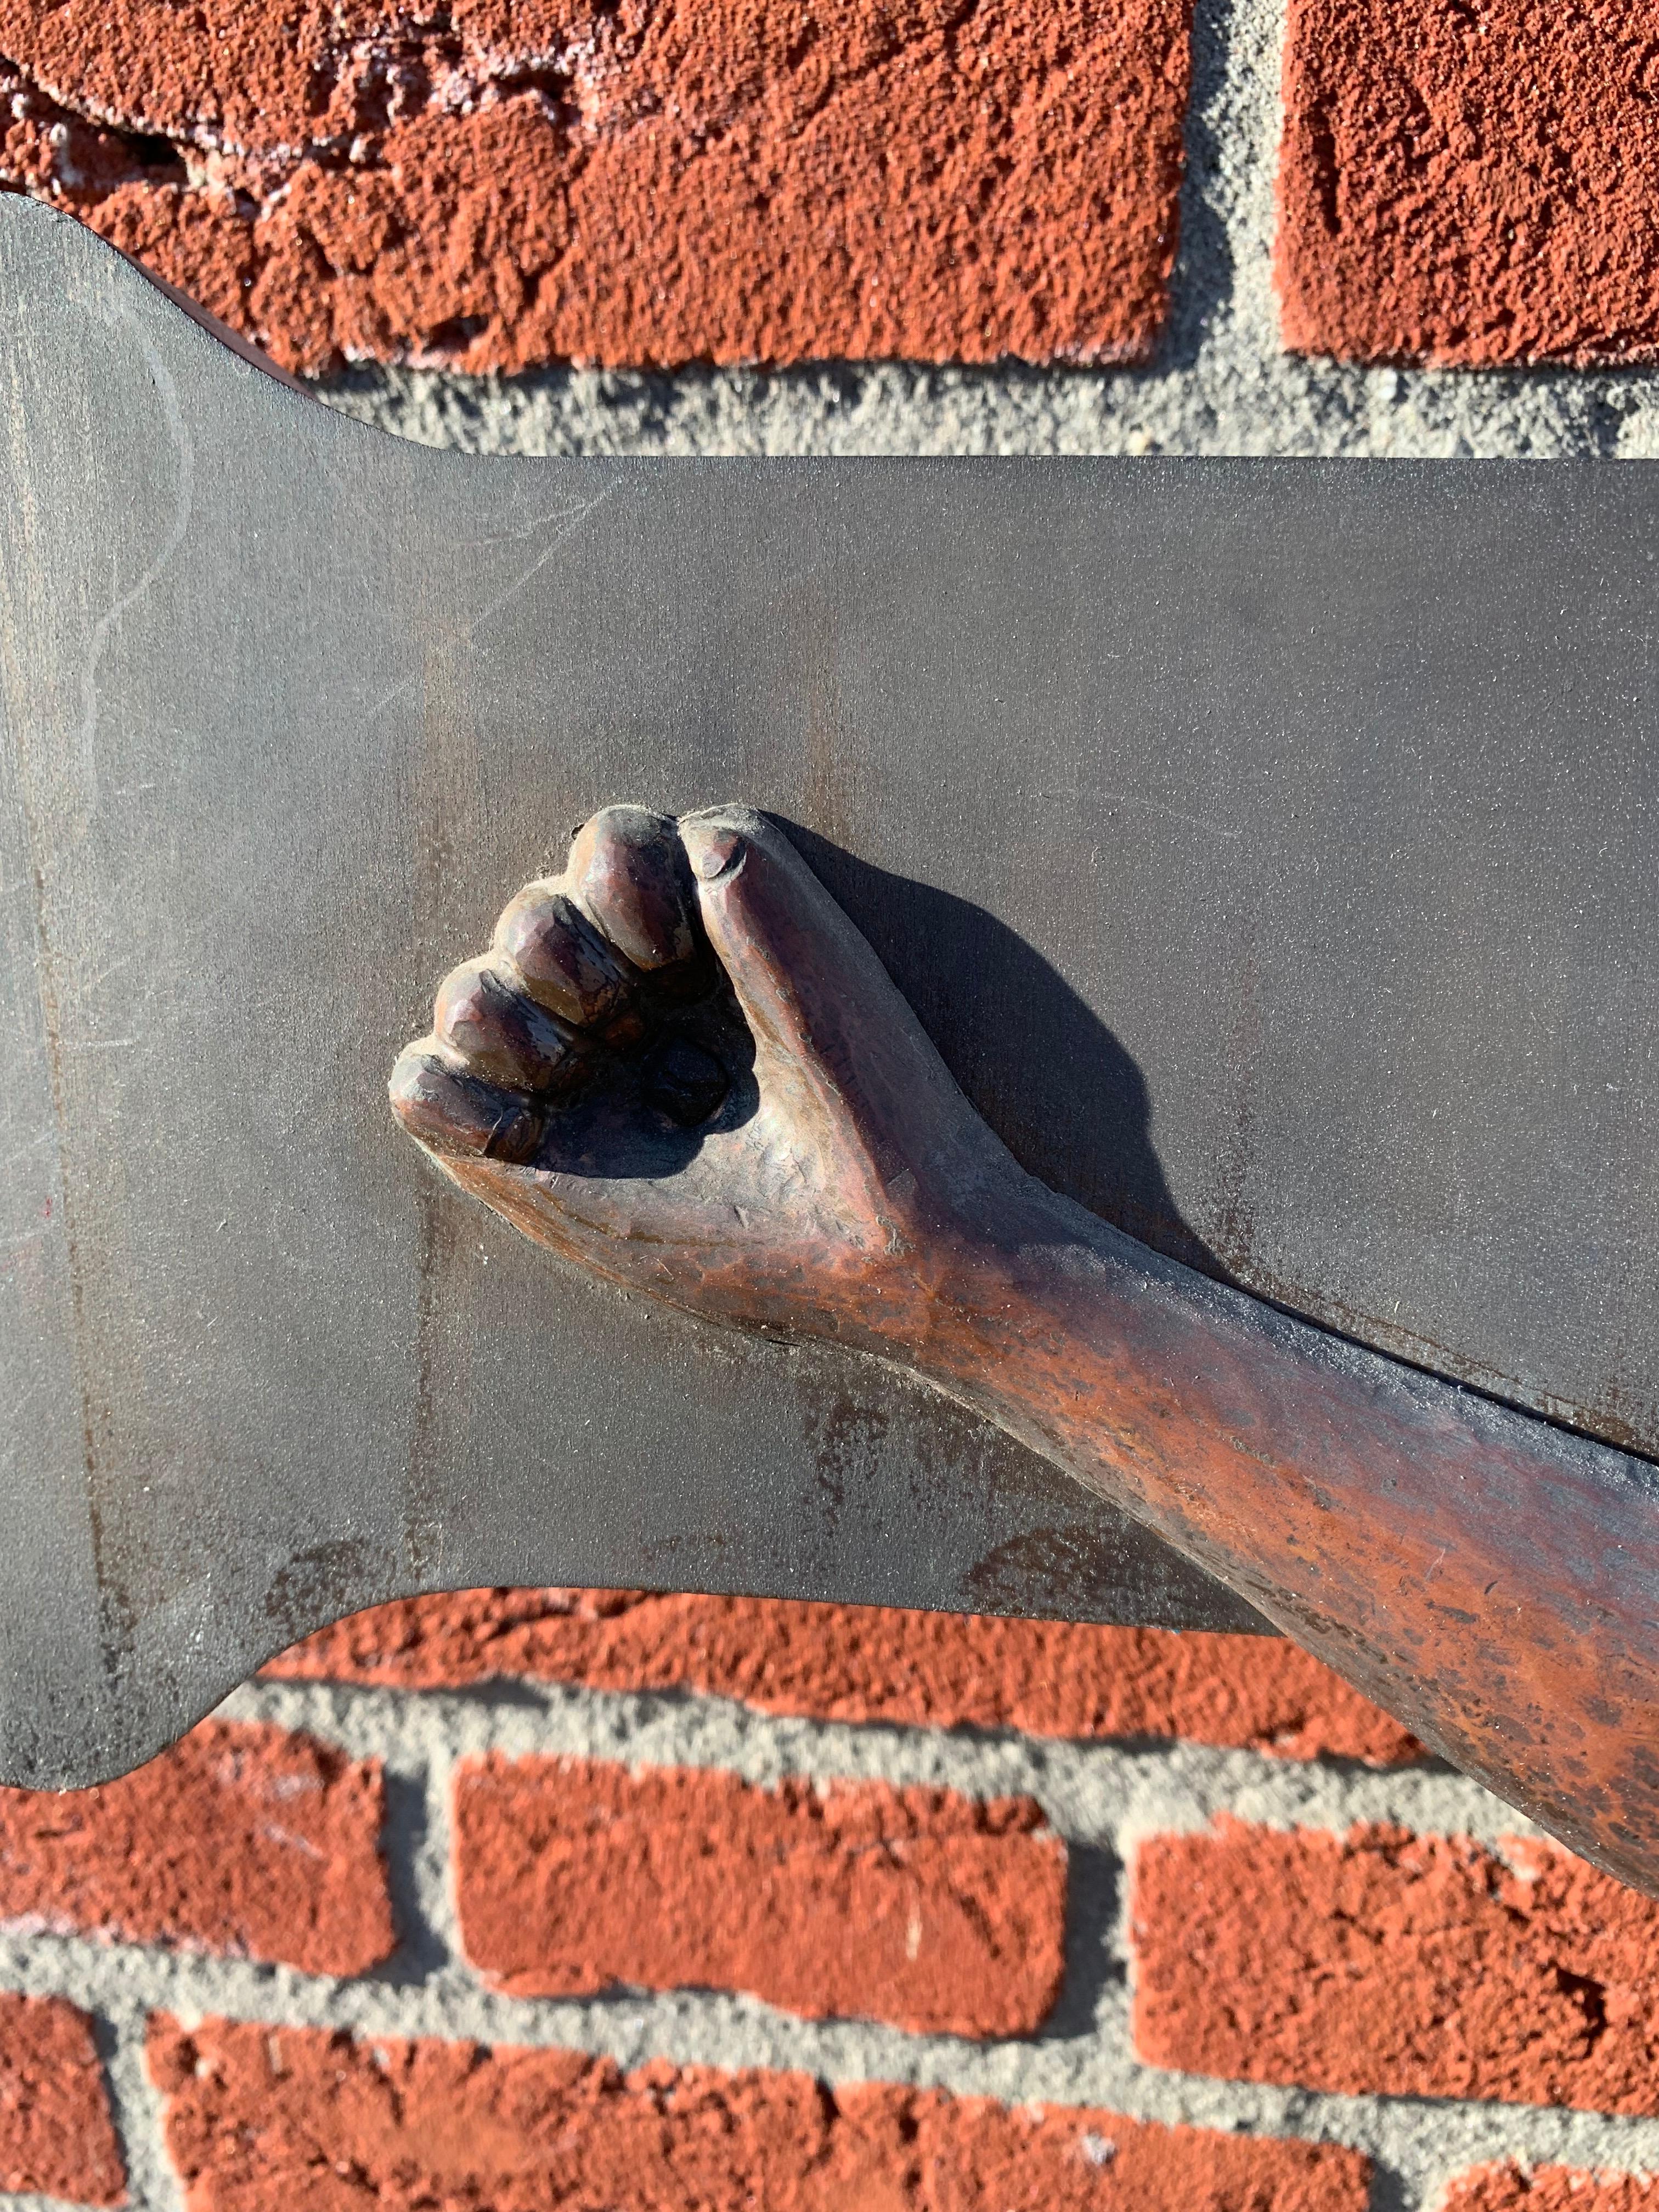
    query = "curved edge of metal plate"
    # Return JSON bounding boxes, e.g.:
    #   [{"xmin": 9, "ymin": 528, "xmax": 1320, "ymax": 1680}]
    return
[{"xmin": 0, "ymin": 200, "xmax": 1275, "ymax": 1789}]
